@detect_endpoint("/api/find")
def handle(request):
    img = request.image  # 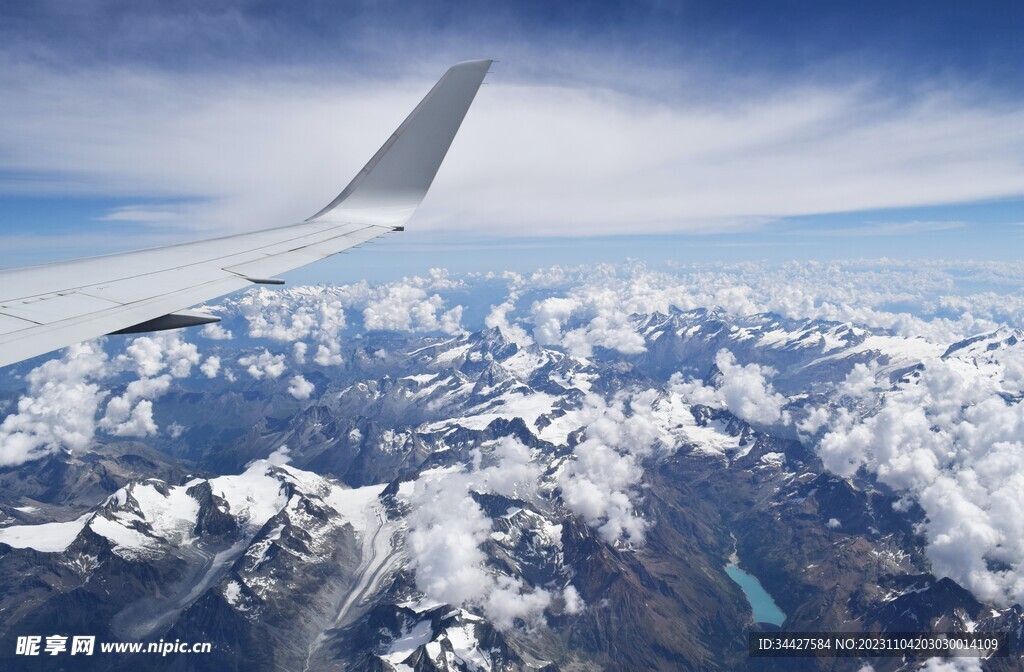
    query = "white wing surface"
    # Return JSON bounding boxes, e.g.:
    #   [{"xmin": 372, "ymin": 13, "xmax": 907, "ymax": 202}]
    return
[{"xmin": 0, "ymin": 60, "xmax": 492, "ymax": 369}]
